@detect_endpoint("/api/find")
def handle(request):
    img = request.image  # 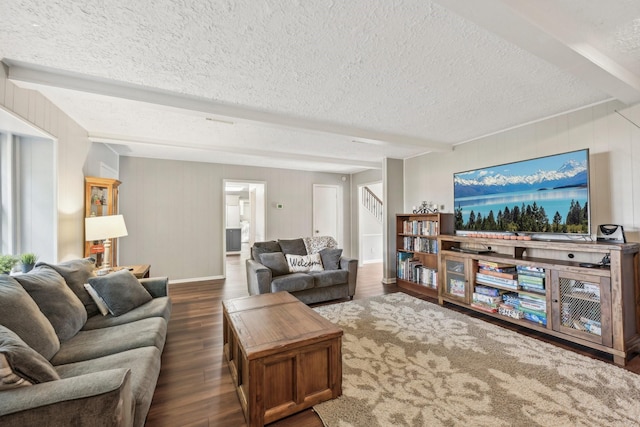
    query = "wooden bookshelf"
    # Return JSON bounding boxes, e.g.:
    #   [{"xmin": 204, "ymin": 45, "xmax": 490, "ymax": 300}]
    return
[{"xmin": 395, "ymin": 213, "xmax": 454, "ymax": 298}]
